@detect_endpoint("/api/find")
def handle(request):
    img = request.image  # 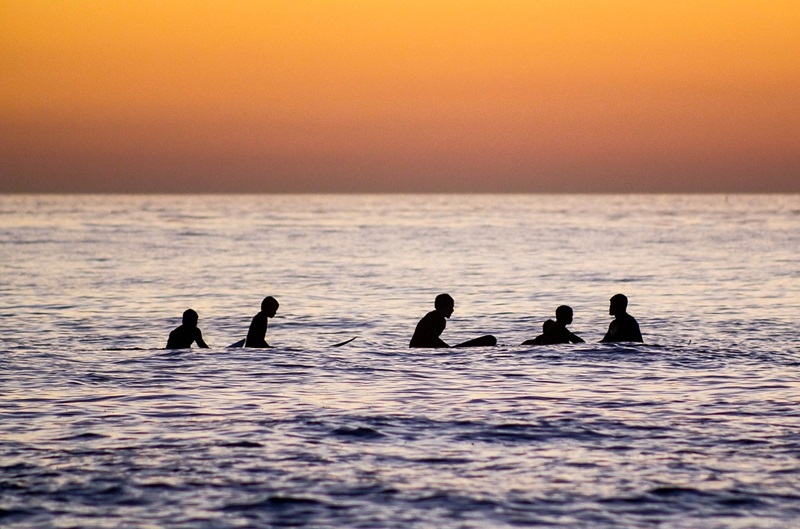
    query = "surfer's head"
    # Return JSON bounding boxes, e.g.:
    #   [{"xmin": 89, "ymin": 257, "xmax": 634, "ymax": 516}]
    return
[
  {"xmin": 435, "ymin": 293, "xmax": 455, "ymax": 318},
  {"xmin": 609, "ymin": 293, "xmax": 628, "ymax": 316},
  {"xmin": 555, "ymin": 305, "xmax": 573, "ymax": 325},
  {"xmin": 261, "ymin": 296, "xmax": 280, "ymax": 317},
  {"xmin": 182, "ymin": 309, "xmax": 199, "ymax": 327}
]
